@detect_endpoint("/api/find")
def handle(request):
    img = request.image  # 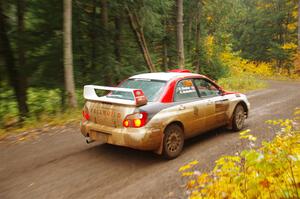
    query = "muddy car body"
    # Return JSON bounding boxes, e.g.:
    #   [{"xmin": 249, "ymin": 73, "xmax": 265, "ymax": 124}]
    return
[{"xmin": 80, "ymin": 70, "xmax": 250, "ymax": 158}]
